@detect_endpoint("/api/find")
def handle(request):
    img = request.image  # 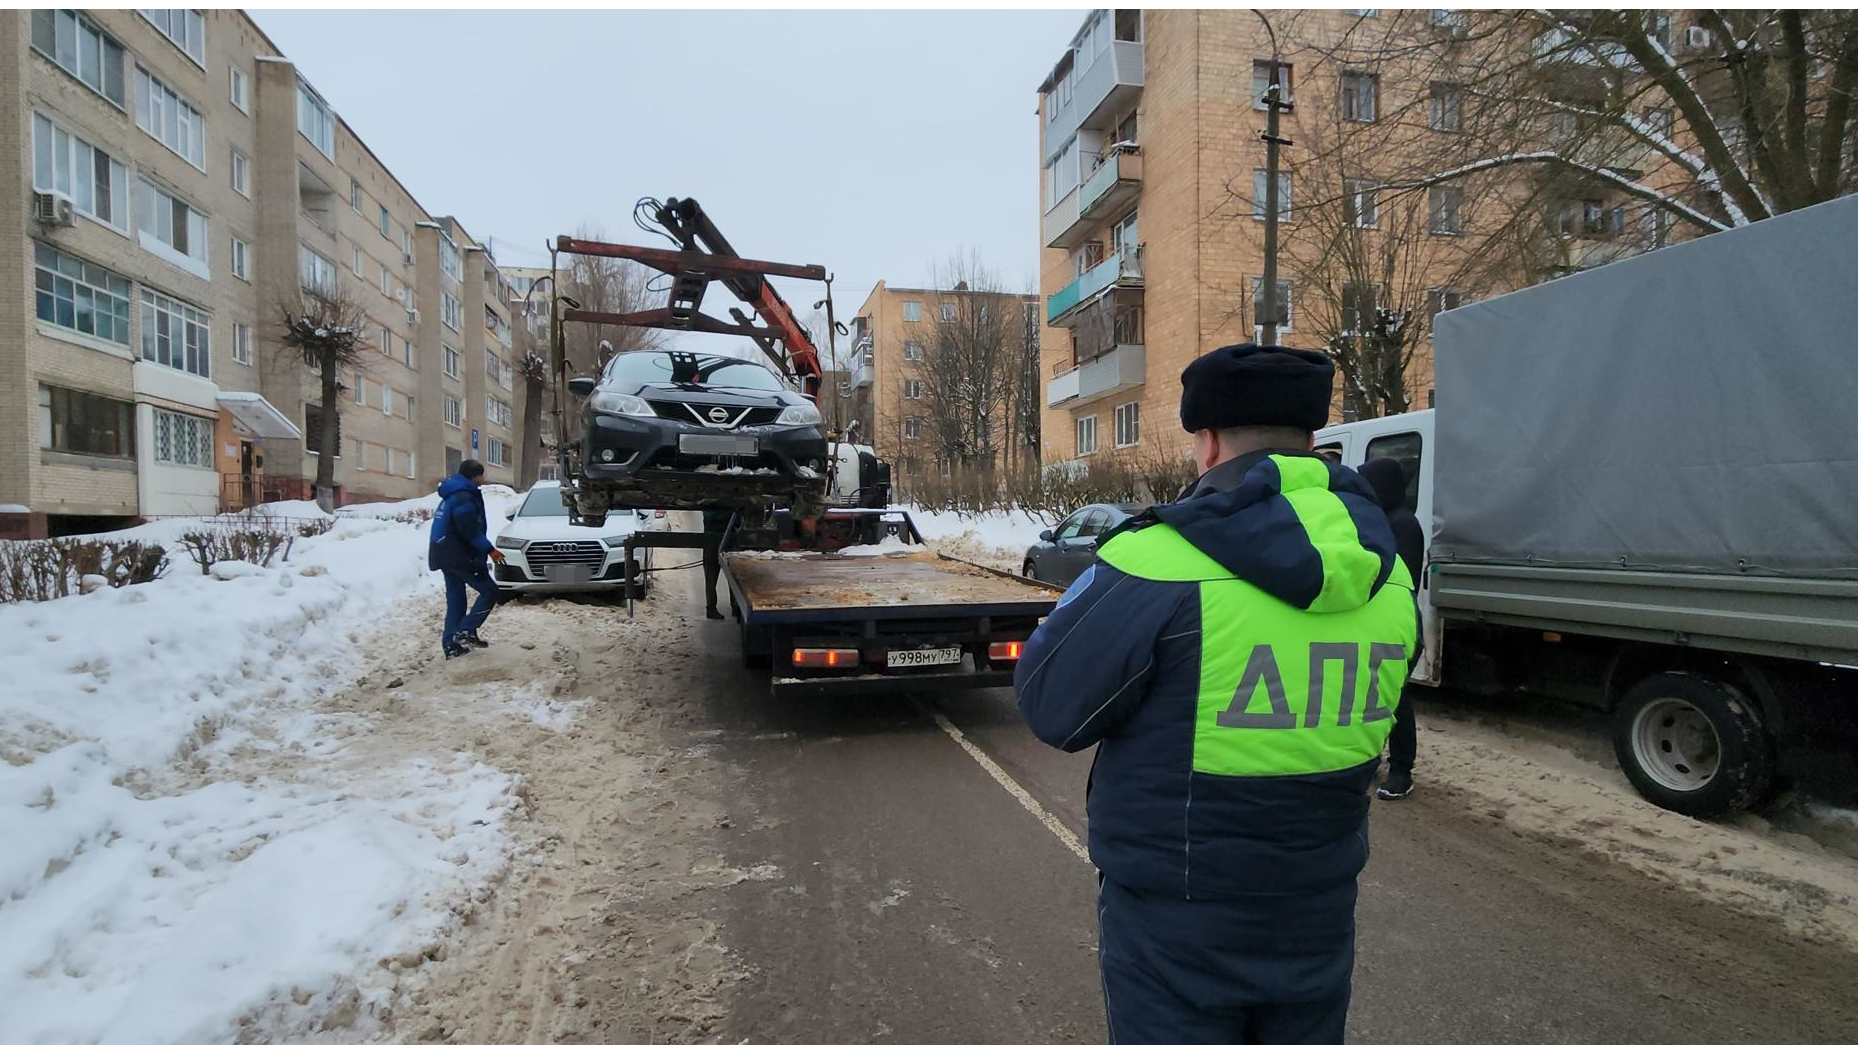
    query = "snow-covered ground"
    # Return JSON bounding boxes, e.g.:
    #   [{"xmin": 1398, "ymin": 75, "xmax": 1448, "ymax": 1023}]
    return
[
  {"xmin": 900, "ymin": 505, "xmax": 1047, "ymax": 573},
  {"xmin": 0, "ymin": 487, "xmax": 523, "ymax": 1045}
]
